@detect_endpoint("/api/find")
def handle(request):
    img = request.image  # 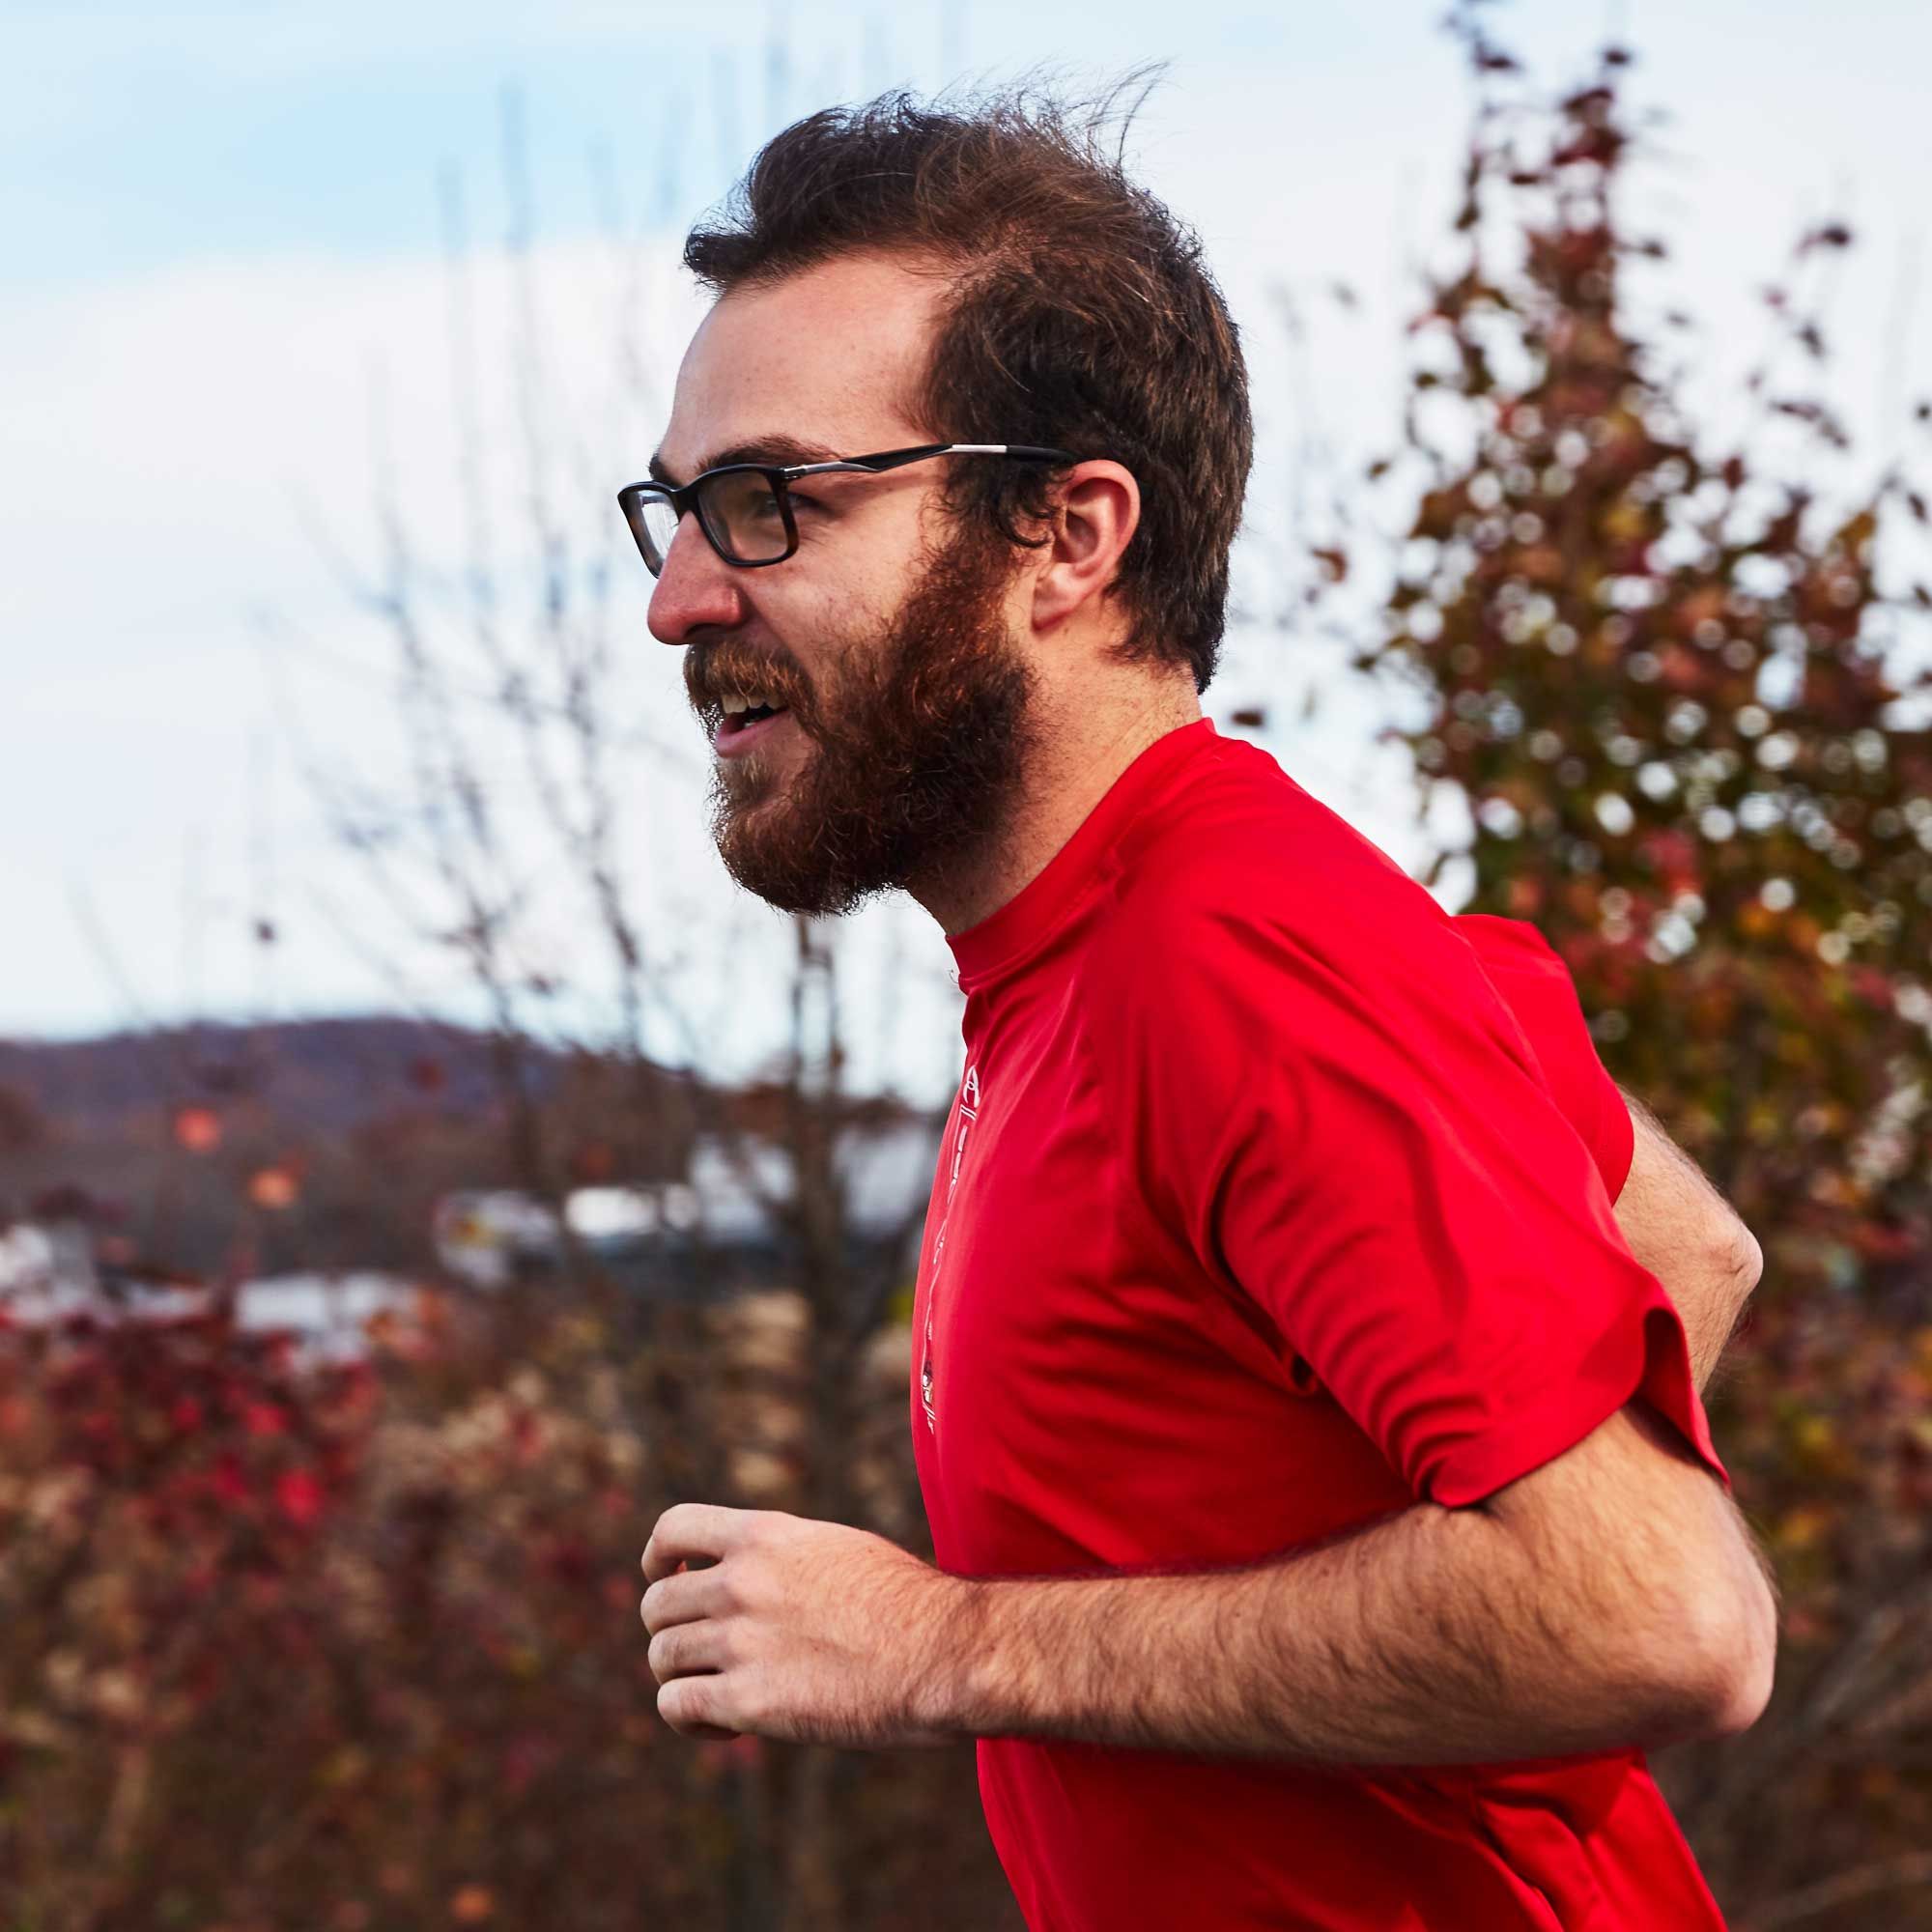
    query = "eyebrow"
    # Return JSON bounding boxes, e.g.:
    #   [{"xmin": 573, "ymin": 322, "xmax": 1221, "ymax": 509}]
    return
[{"xmin": 647, "ymin": 435, "xmax": 845, "ymax": 490}]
